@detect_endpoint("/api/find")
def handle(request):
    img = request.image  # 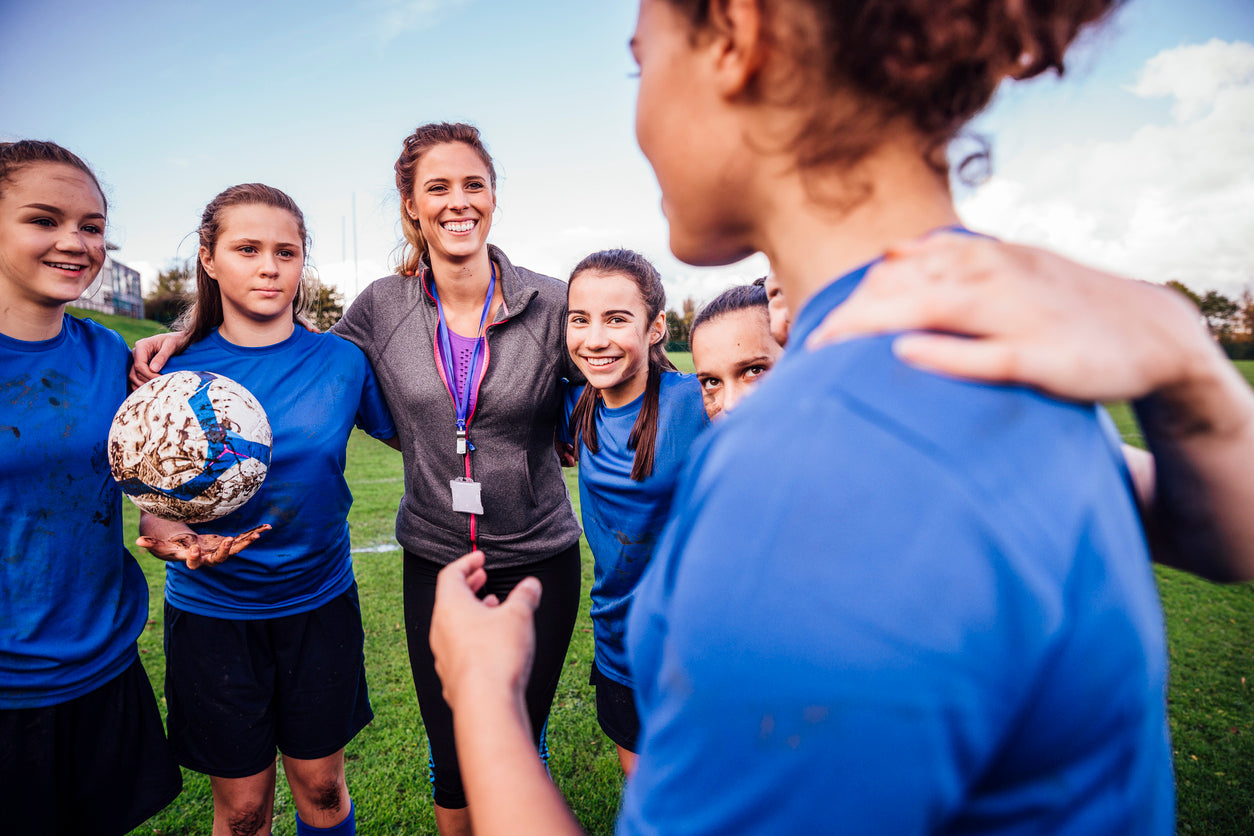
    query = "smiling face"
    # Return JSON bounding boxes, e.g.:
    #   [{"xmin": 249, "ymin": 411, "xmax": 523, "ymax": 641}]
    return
[
  {"xmin": 691, "ymin": 306, "xmax": 782, "ymax": 420},
  {"xmin": 567, "ymin": 270, "xmax": 667, "ymax": 409},
  {"xmin": 403, "ymin": 141, "xmax": 496, "ymax": 265},
  {"xmin": 0, "ymin": 162, "xmax": 107, "ymax": 314},
  {"xmin": 199, "ymin": 203, "xmax": 304, "ymax": 332}
]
